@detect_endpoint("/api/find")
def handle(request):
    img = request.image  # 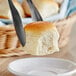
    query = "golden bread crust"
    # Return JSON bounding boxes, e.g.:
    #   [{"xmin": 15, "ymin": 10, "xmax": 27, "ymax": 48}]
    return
[{"xmin": 25, "ymin": 21, "xmax": 55, "ymax": 33}]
